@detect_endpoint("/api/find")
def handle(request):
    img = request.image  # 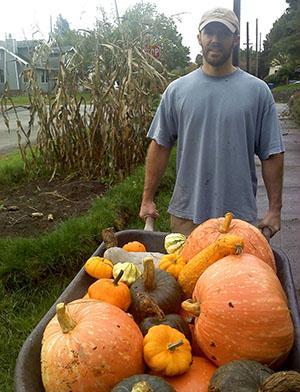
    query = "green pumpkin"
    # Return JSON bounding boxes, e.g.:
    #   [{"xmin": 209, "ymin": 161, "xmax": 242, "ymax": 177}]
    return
[
  {"xmin": 138, "ymin": 294, "xmax": 191, "ymax": 342},
  {"xmin": 209, "ymin": 360, "xmax": 300, "ymax": 392},
  {"xmin": 208, "ymin": 359, "xmax": 273, "ymax": 391},
  {"xmin": 111, "ymin": 374, "xmax": 175, "ymax": 392},
  {"xmin": 129, "ymin": 258, "xmax": 183, "ymax": 323}
]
